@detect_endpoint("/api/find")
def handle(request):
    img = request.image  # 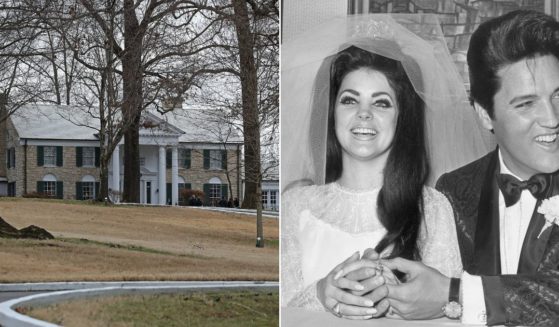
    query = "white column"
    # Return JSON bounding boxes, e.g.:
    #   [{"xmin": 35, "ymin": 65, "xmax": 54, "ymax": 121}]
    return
[
  {"xmin": 171, "ymin": 146, "xmax": 179, "ymax": 206},
  {"xmin": 158, "ymin": 146, "xmax": 167, "ymax": 205},
  {"xmin": 111, "ymin": 145, "xmax": 120, "ymax": 201}
]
